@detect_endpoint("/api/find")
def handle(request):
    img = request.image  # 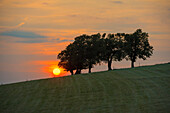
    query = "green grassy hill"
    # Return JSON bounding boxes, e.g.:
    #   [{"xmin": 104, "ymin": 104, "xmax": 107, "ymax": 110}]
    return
[{"xmin": 0, "ymin": 63, "xmax": 170, "ymax": 113}]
